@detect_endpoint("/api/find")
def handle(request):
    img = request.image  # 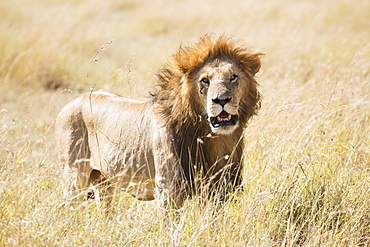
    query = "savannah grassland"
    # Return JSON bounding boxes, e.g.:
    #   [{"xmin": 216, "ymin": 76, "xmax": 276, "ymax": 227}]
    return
[{"xmin": 1, "ymin": 0, "xmax": 369, "ymax": 246}]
